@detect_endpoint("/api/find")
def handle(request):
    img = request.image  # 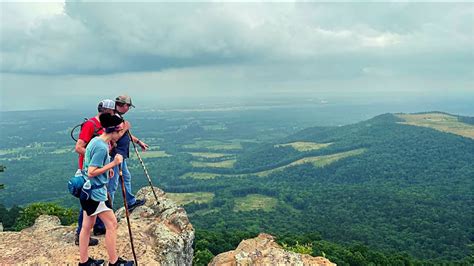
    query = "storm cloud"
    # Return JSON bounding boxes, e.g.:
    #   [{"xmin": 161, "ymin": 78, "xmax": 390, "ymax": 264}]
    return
[{"xmin": 0, "ymin": 2, "xmax": 473, "ymax": 110}]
